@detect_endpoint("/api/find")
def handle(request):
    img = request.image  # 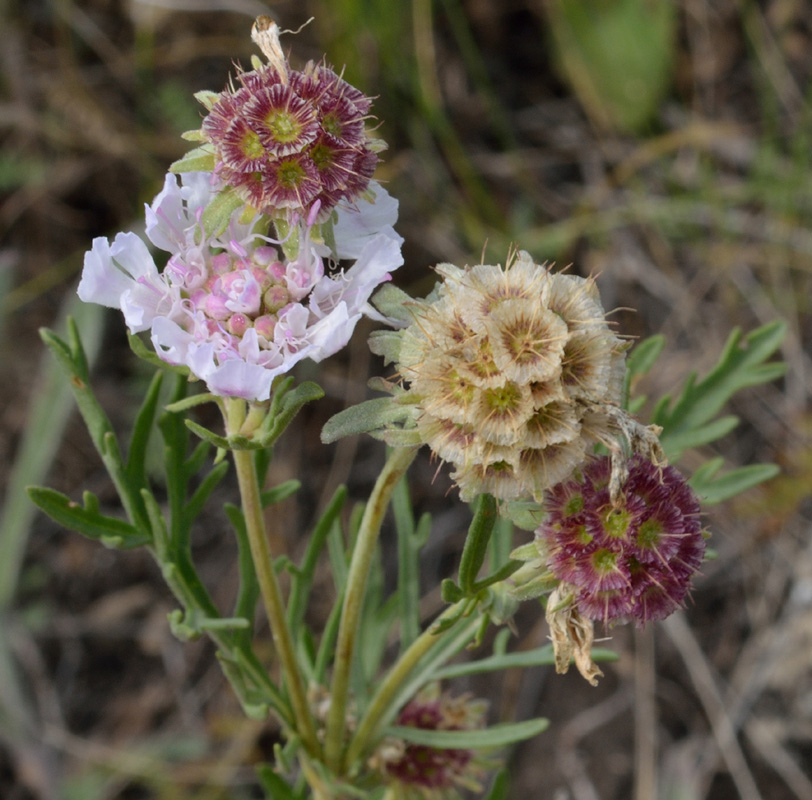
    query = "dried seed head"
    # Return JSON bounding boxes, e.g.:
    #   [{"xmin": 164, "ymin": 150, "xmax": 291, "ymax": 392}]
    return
[{"xmin": 395, "ymin": 252, "xmax": 627, "ymax": 501}]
